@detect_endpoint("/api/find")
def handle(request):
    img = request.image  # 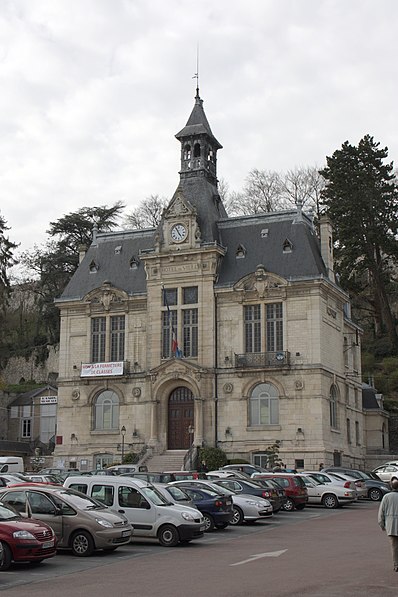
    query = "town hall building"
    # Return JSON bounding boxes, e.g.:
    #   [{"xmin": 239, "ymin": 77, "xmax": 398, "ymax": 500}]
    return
[{"xmin": 54, "ymin": 88, "xmax": 368, "ymax": 472}]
